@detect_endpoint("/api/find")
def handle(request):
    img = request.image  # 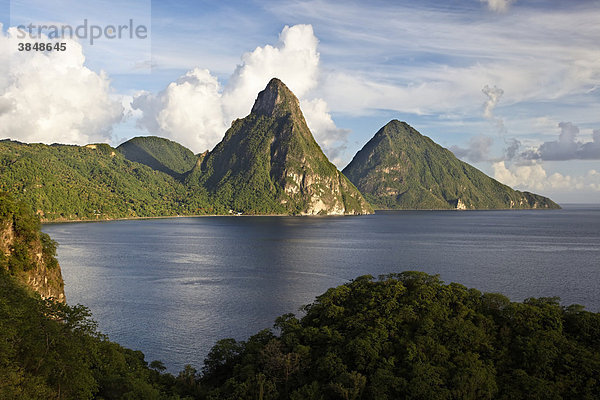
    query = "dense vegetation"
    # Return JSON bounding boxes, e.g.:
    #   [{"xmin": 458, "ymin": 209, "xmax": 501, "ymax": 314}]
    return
[
  {"xmin": 0, "ymin": 140, "xmax": 217, "ymax": 221},
  {"xmin": 342, "ymin": 120, "xmax": 560, "ymax": 210},
  {"xmin": 117, "ymin": 136, "xmax": 199, "ymax": 179},
  {"xmin": 197, "ymin": 273, "xmax": 599, "ymax": 399},
  {"xmin": 0, "ymin": 269, "xmax": 196, "ymax": 399},
  {"xmin": 4, "ymin": 265, "xmax": 599, "ymax": 400},
  {"xmin": 0, "ymin": 80, "xmax": 373, "ymax": 218}
]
